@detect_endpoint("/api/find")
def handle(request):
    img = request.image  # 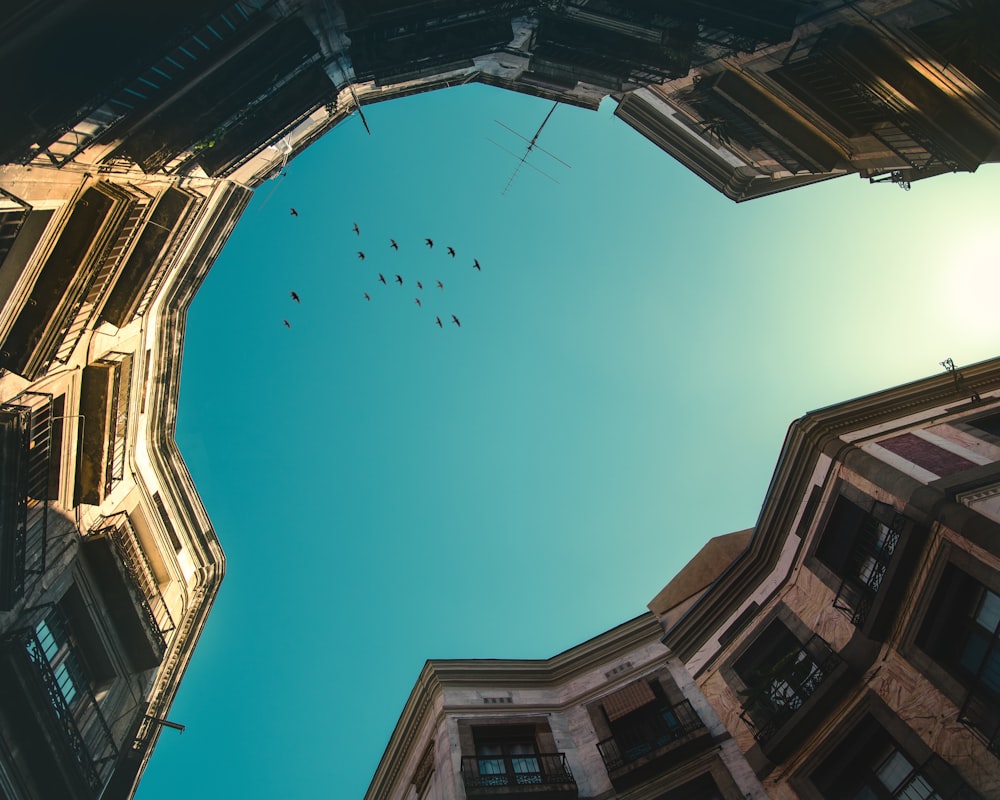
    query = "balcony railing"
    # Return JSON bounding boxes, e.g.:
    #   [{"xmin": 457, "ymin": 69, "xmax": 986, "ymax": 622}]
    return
[
  {"xmin": 833, "ymin": 512, "xmax": 904, "ymax": 627},
  {"xmin": 88, "ymin": 515, "xmax": 174, "ymax": 650},
  {"xmin": 461, "ymin": 752, "xmax": 575, "ymax": 791},
  {"xmin": 739, "ymin": 634, "xmax": 842, "ymax": 744},
  {"xmin": 1, "ymin": 393, "xmax": 53, "ymax": 608},
  {"xmin": 1, "ymin": 610, "xmax": 117, "ymax": 794},
  {"xmin": 597, "ymin": 699, "xmax": 707, "ymax": 771}
]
